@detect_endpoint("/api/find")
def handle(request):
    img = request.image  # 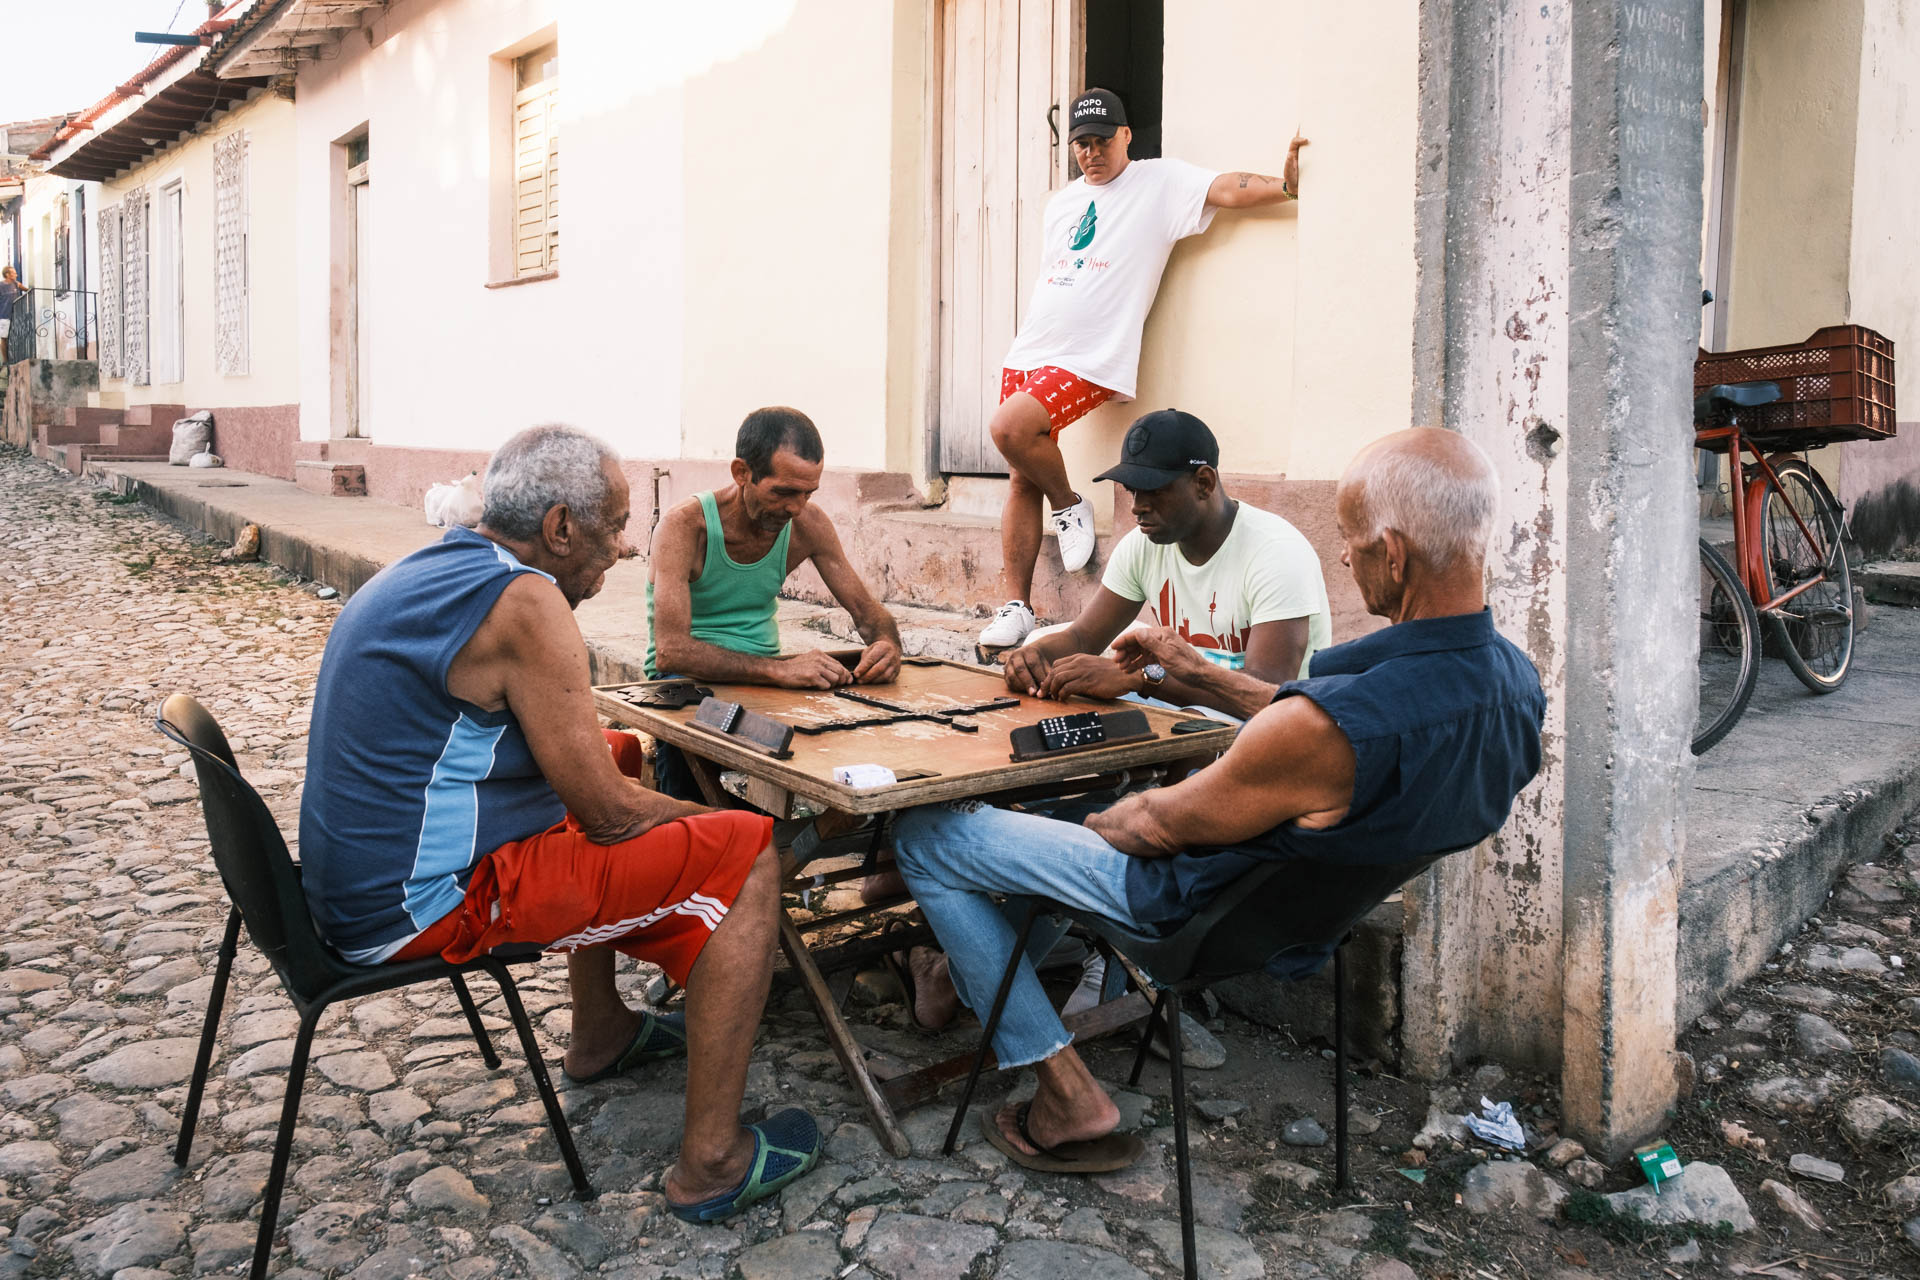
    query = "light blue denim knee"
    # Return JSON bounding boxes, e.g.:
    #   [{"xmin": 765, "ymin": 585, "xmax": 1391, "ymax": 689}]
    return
[{"xmin": 890, "ymin": 799, "xmax": 1143, "ymax": 1068}]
